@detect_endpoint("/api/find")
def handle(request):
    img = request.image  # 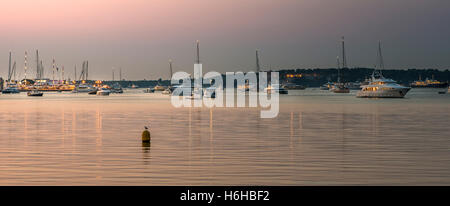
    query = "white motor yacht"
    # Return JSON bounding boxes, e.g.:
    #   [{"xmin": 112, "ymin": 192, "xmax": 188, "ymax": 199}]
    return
[{"xmin": 357, "ymin": 71, "xmax": 410, "ymax": 98}]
